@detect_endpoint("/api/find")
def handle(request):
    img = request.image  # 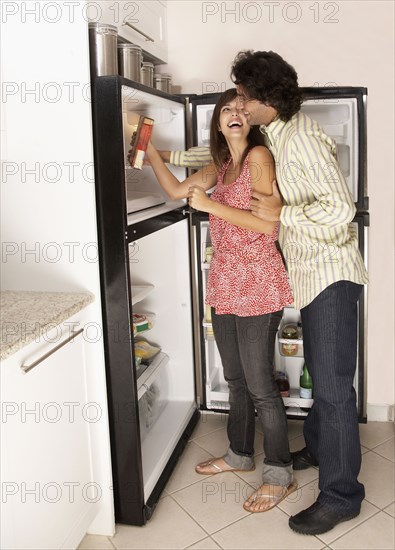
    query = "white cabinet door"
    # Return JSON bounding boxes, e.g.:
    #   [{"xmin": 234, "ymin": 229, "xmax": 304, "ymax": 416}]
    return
[
  {"xmin": 1, "ymin": 320, "xmax": 98, "ymax": 550},
  {"xmin": 97, "ymin": 0, "xmax": 168, "ymax": 62}
]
